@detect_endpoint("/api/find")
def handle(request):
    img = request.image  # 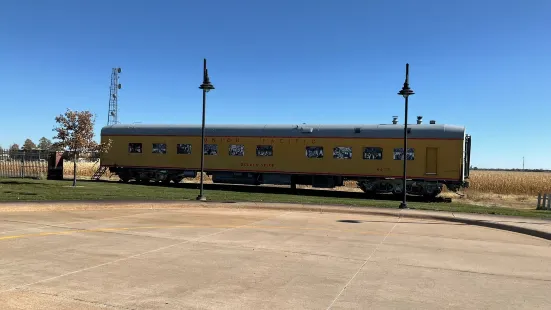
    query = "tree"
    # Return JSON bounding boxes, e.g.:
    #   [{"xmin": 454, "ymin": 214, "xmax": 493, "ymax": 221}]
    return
[
  {"xmin": 37, "ymin": 137, "xmax": 53, "ymax": 150},
  {"xmin": 22, "ymin": 138, "xmax": 36, "ymax": 151},
  {"xmin": 9, "ymin": 143, "xmax": 20, "ymax": 159},
  {"xmin": 52, "ymin": 109, "xmax": 112, "ymax": 187}
]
